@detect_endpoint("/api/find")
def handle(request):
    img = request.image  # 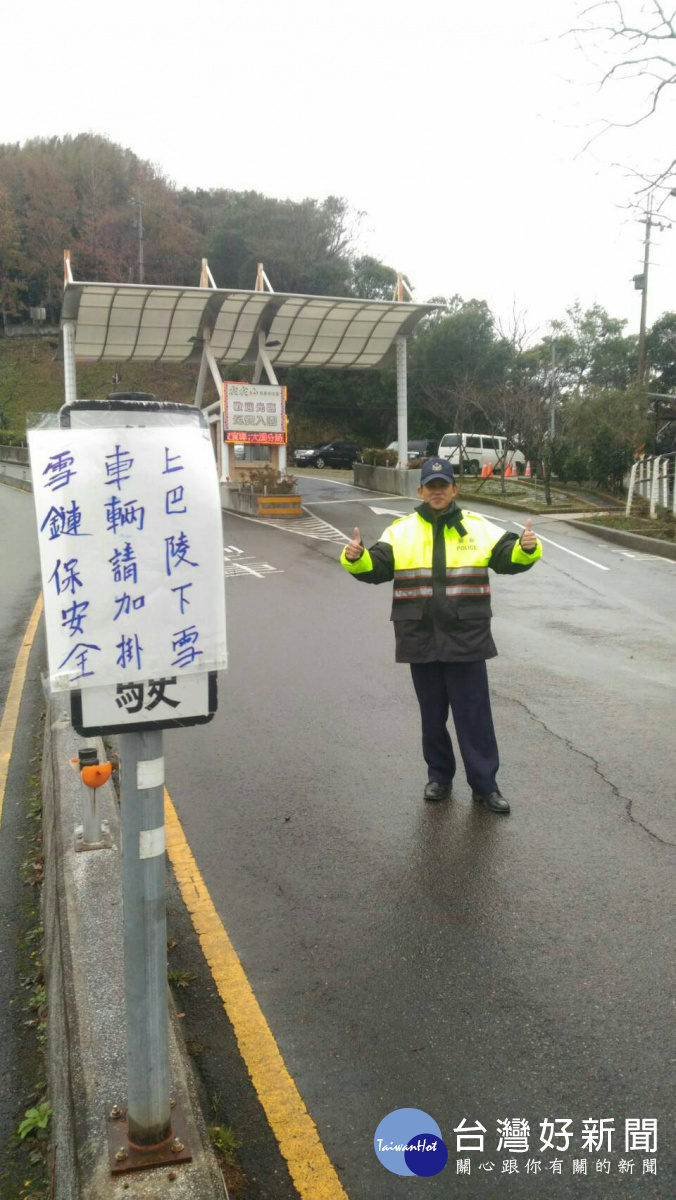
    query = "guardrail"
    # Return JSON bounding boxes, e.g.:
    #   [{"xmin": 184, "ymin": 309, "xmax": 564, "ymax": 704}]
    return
[{"xmin": 625, "ymin": 453, "xmax": 676, "ymax": 518}]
